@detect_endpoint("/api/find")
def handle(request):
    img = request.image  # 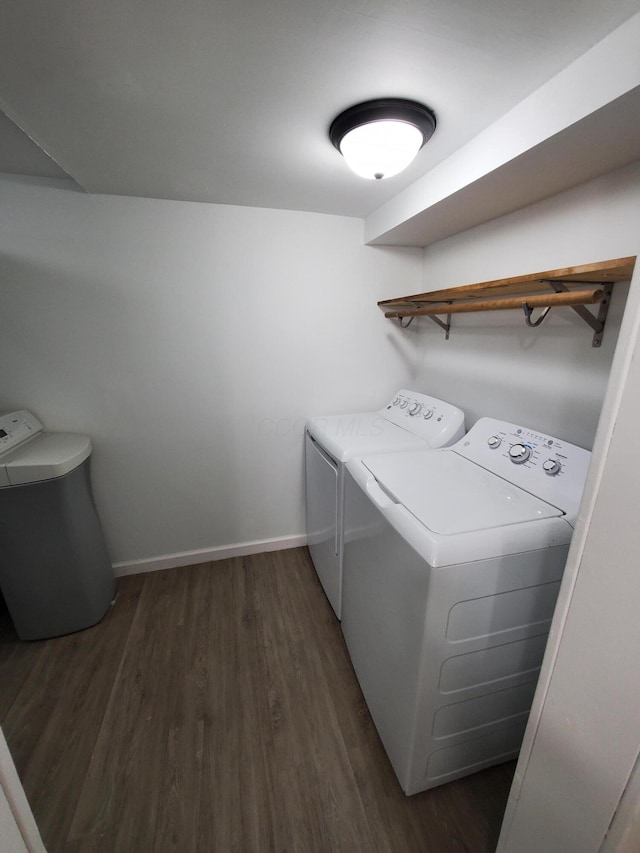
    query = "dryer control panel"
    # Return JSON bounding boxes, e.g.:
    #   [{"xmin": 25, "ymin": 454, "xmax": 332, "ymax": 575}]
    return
[
  {"xmin": 0, "ymin": 410, "xmax": 43, "ymax": 459},
  {"xmin": 452, "ymin": 417, "xmax": 592, "ymax": 526},
  {"xmin": 383, "ymin": 390, "xmax": 465, "ymax": 447}
]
